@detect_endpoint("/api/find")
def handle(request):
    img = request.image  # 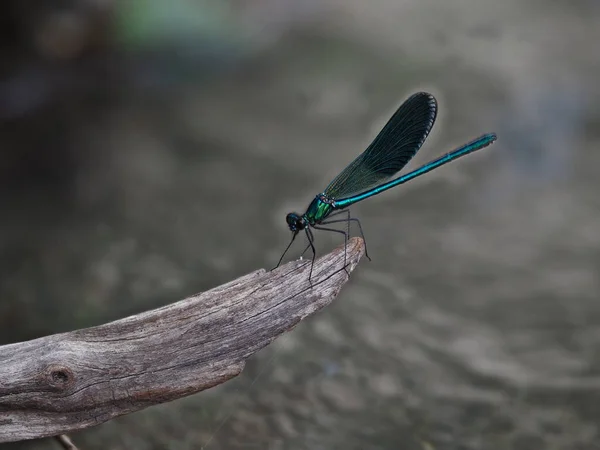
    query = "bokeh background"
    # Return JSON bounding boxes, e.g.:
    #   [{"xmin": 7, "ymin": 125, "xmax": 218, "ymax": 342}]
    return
[{"xmin": 2, "ymin": 0, "xmax": 600, "ymax": 449}]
